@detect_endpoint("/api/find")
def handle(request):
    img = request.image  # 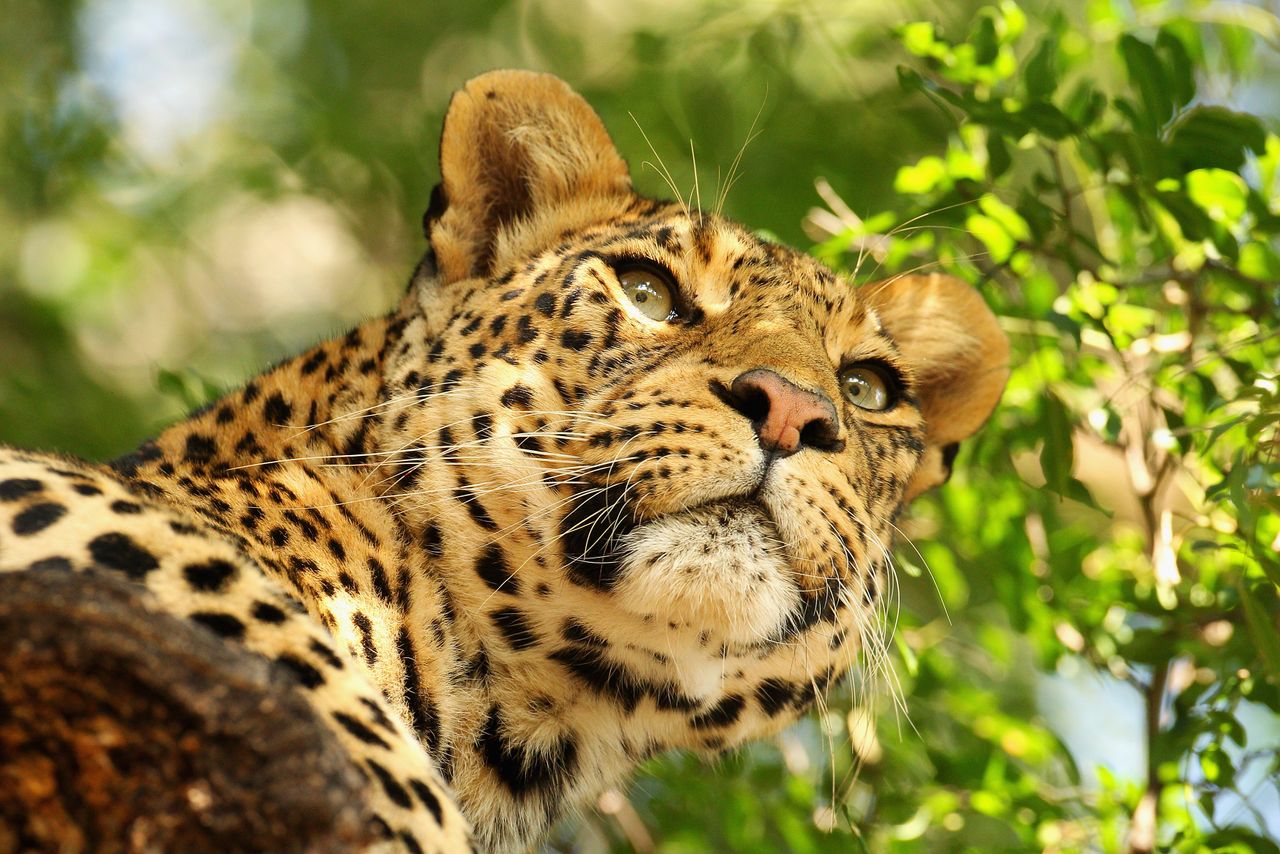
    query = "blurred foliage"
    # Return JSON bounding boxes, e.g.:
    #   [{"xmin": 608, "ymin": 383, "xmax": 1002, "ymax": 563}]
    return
[{"xmin": 2, "ymin": 1, "xmax": 1278, "ymax": 852}]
